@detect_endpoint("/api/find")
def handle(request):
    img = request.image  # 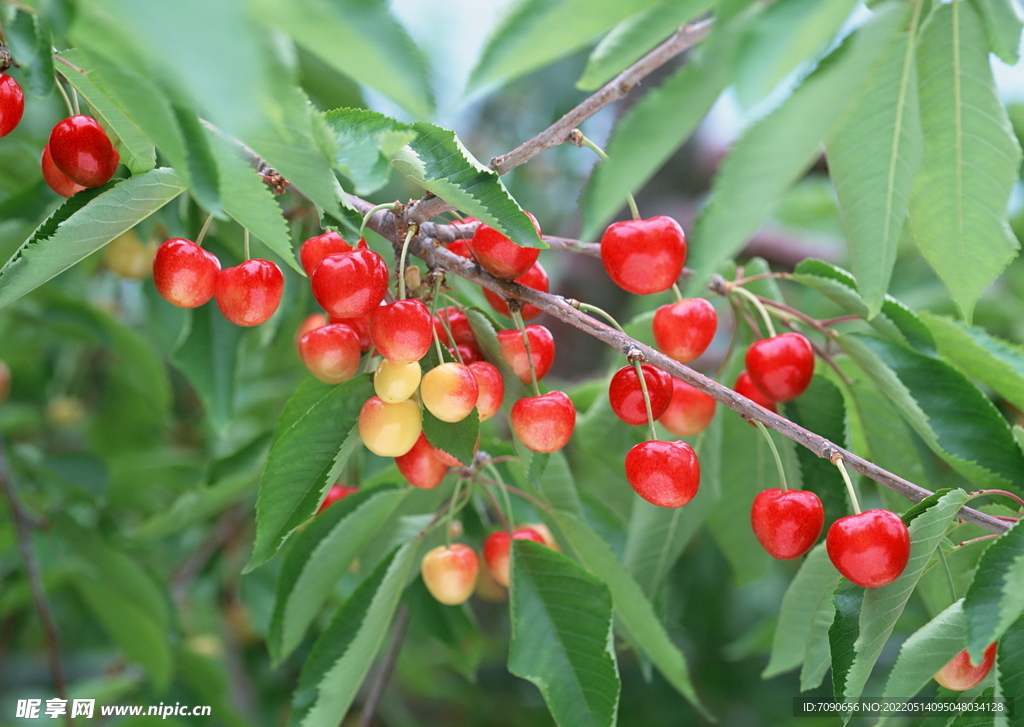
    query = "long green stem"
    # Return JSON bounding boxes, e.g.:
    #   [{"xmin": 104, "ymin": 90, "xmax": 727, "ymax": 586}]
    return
[
  {"xmin": 671, "ymin": 283, "xmax": 684, "ymax": 302},
  {"xmin": 576, "ymin": 302, "xmax": 625, "ymax": 332},
  {"xmin": 632, "ymin": 359, "xmax": 658, "ymax": 442},
  {"xmin": 360, "ymin": 203, "xmax": 398, "ymax": 239},
  {"xmin": 194, "ymin": 212, "xmax": 216, "ymax": 247},
  {"xmin": 486, "ymin": 462, "xmax": 517, "ymax": 532},
  {"xmin": 397, "ymin": 226, "xmax": 417, "ymax": 300},
  {"xmin": 731, "ymin": 285, "xmax": 776, "ymax": 338},
  {"xmin": 833, "ymin": 455, "xmax": 861, "ymax": 514},
  {"xmin": 512, "ymin": 310, "xmax": 541, "ymax": 397},
  {"xmin": 71, "ymin": 86, "xmax": 80, "ymax": 116},
  {"xmin": 755, "ymin": 421, "xmax": 788, "ymax": 493},
  {"xmin": 936, "ymin": 546, "xmax": 957, "ymax": 604},
  {"xmin": 54, "ymin": 78, "xmax": 75, "ymax": 118},
  {"xmin": 575, "ymin": 131, "xmax": 640, "ymax": 220},
  {"xmin": 243, "ymin": 228, "xmax": 250, "ymax": 261},
  {"xmin": 428, "ymin": 276, "xmax": 446, "ymax": 363}
]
